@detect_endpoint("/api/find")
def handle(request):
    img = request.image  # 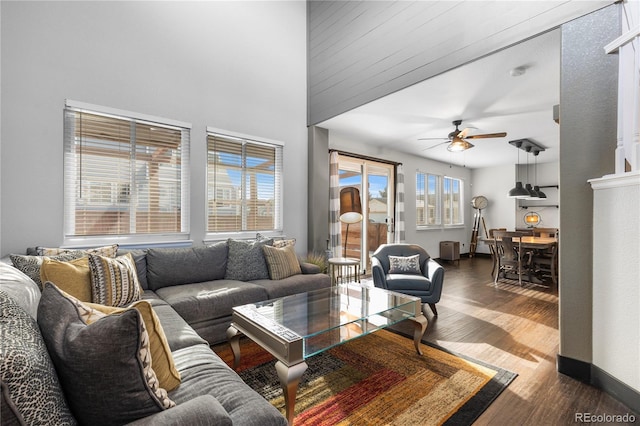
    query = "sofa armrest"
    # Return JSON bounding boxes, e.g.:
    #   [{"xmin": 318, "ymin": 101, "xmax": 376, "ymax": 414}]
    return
[
  {"xmin": 126, "ymin": 395, "xmax": 231, "ymax": 426},
  {"xmin": 371, "ymin": 257, "xmax": 387, "ymax": 289},
  {"xmin": 299, "ymin": 262, "xmax": 321, "ymax": 274},
  {"xmin": 425, "ymin": 258, "xmax": 445, "ymax": 303}
]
